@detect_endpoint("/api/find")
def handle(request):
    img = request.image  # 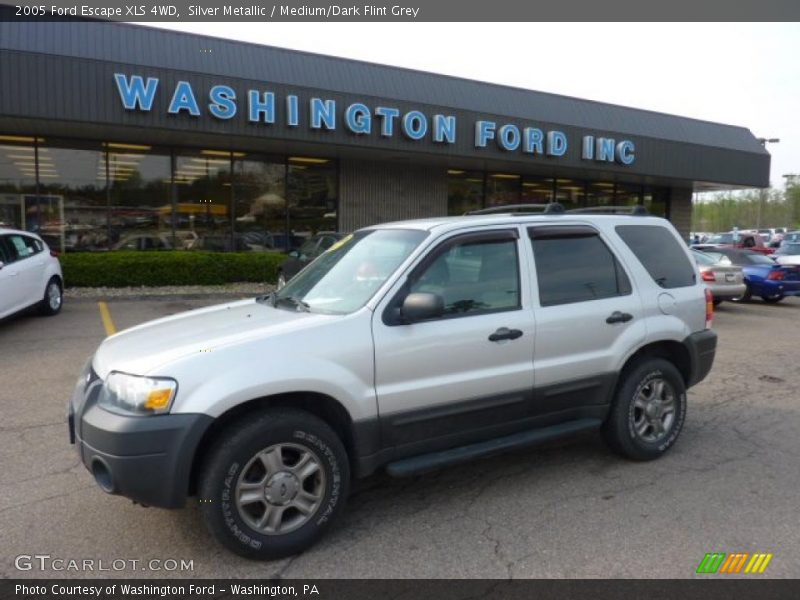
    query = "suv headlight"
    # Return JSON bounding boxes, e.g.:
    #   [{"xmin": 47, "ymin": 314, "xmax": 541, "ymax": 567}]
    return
[{"xmin": 97, "ymin": 372, "xmax": 178, "ymax": 416}]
